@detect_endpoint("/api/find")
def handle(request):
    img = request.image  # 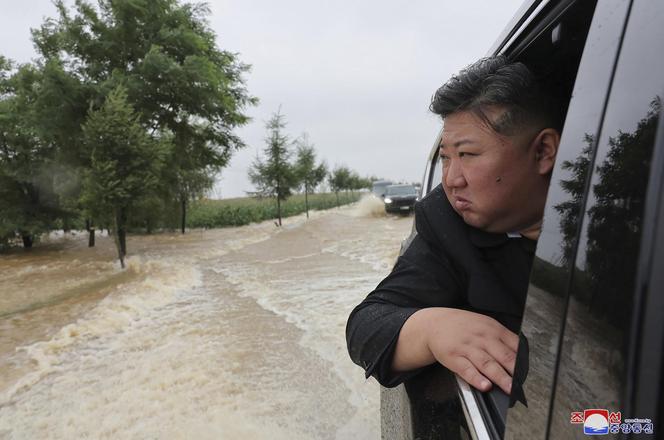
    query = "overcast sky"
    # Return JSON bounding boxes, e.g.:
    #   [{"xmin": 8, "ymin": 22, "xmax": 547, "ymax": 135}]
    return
[{"xmin": 1, "ymin": 0, "xmax": 524, "ymax": 198}]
